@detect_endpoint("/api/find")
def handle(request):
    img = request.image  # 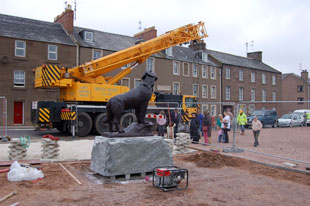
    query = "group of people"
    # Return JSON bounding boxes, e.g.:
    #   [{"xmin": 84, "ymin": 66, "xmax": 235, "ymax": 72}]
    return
[{"xmin": 157, "ymin": 108, "xmax": 263, "ymax": 147}]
